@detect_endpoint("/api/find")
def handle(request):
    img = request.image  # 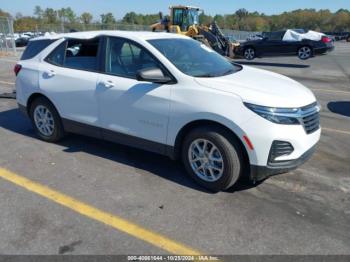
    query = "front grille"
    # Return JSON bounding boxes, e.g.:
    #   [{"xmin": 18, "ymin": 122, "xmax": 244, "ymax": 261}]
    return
[
  {"xmin": 268, "ymin": 141, "xmax": 294, "ymax": 164},
  {"xmin": 302, "ymin": 112, "xmax": 320, "ymax": 134}
]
